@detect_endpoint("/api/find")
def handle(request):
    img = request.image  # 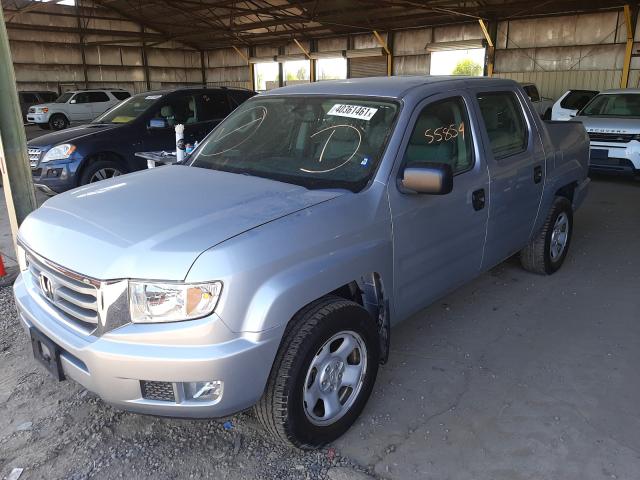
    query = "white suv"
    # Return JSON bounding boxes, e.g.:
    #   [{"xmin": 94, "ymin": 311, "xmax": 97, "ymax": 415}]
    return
[{"xmin": 27, "ymin": 89, "xmax": 131, "ymax": 130}]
